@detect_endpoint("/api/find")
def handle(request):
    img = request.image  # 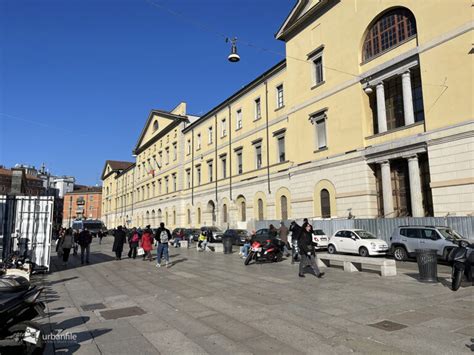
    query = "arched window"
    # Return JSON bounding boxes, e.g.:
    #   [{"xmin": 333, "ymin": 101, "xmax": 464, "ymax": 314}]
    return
[
  {"xmin": 173, "ymin": 210, "xmax": 176, "ymax": 225},
  {"xmin": 241, "ymin": 201, "xmax": 246, "ymax": 222},
  {"xmin": 187, "ymin": 209, "xmax": 191, "ymax": 225},
  {"xmin": 157, "ymin": 209, "xmax": 162, "ymax": 221},
  {"xmin": 320, "ymin": 189, "xmax": 331, "ymax": 218},
  {"xmin": 280, "ymin": 195, "xmax": 288, "ymax": 220},
  {"xmin": 222, "ymin": 204, "xmax": 228, "ymax": 224},
  {"xmin": 363, "ymin": 8, "xmax": 416, "ymax": 61},
  {"xmin": 153, "ymin": 120, "xmax": 159, "ymax": 131},
  {"xmin": 197, "ymin": 208, "xmax": 201, "ymax": 225},
  {"xmin": 257, "ymin": 199, "xmax": 264, "ymax": 221},
  {"xmin": 165, "ymin": 212, "xmax": 169, "ymax": 226}
]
